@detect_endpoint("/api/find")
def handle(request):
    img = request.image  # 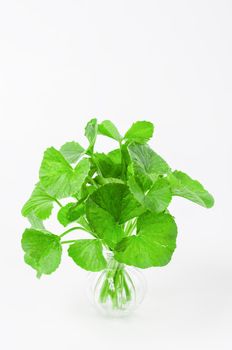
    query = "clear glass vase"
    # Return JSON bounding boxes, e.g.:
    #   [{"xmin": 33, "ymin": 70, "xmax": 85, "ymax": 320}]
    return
[{"xmin": 87, "ymin": 252, "xmax": 147, "ymax": 317}]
